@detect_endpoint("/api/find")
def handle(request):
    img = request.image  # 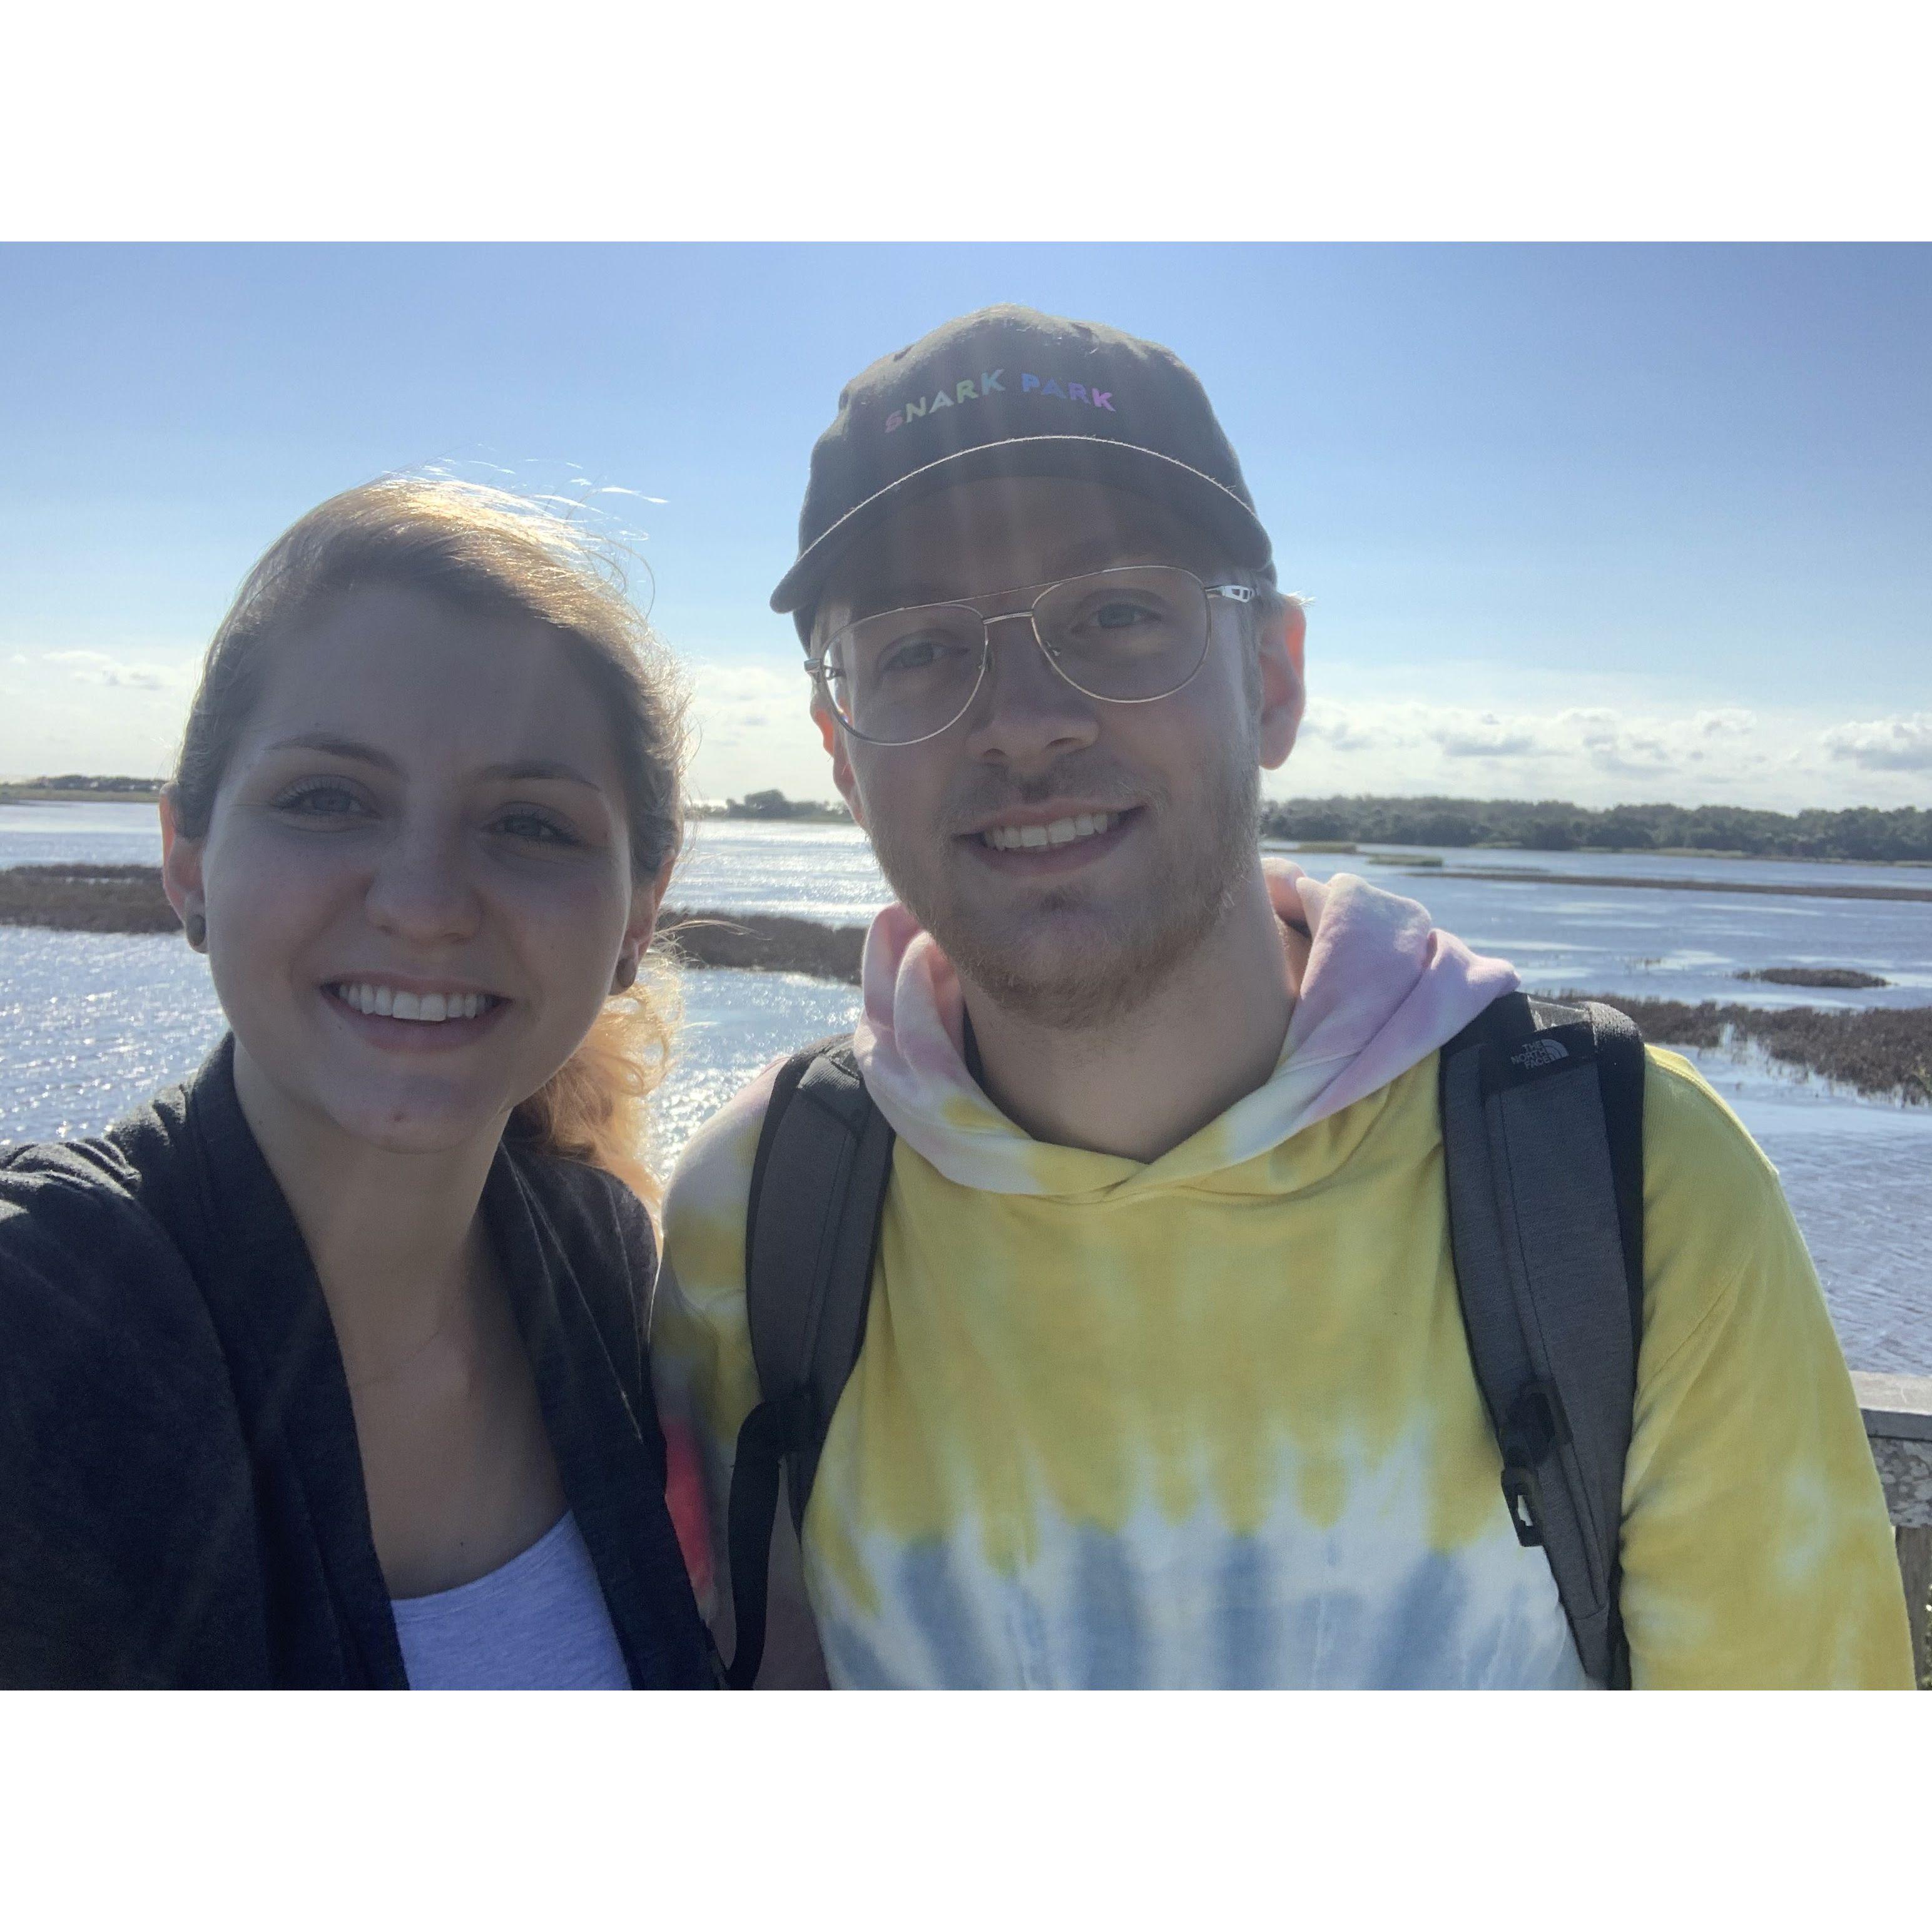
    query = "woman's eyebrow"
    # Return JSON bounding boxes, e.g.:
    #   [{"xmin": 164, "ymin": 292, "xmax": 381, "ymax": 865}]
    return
[
  {"xmin": 262, "ymin": 736, "xmax": 599, "ymax": 790},
  {"xmin": 265, "ymin": 731, "xmax": 400, "ymax": 772},
  {"xmin": 476, "ymin": 758, "xmax": 601, "ymax": 788}
]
